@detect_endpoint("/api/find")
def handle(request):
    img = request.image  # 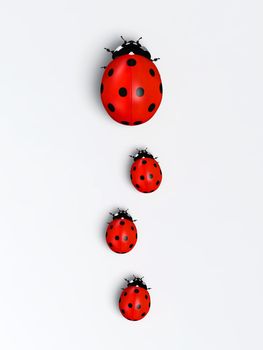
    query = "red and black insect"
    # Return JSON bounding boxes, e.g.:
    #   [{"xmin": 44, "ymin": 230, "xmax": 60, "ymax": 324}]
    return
[
  {"xmin": 106, "ymin": 209, "xmax": 137, "ymax": 254},
  {"xmin": 100, "ymin": 36, "xmax": 163, "ymax": 126},
  {"xmin": 119, "ymin": 276, "xmax": 151, "ymax": 321},
  {"xmin": 130, "ymin": 149, "xmax": 162, "ymax": 193}
]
